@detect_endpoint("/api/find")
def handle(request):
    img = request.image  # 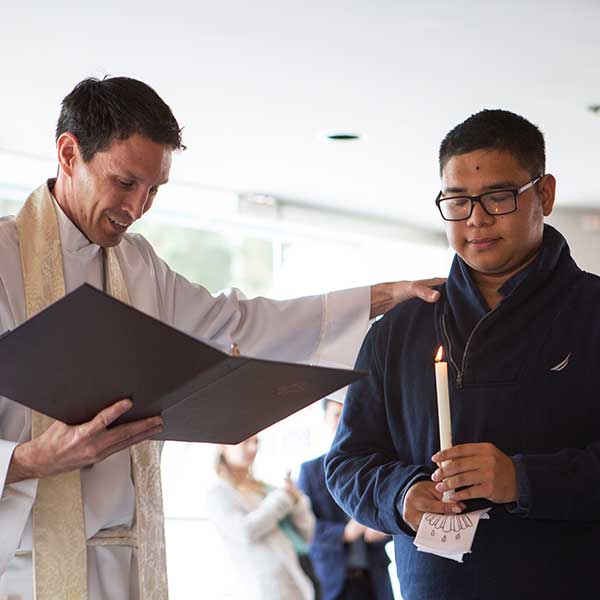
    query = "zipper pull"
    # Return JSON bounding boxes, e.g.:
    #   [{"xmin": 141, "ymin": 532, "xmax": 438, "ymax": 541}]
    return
[{"xmin": 456, "ymin": 374, "xmax": 463, "ymax": 389}]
